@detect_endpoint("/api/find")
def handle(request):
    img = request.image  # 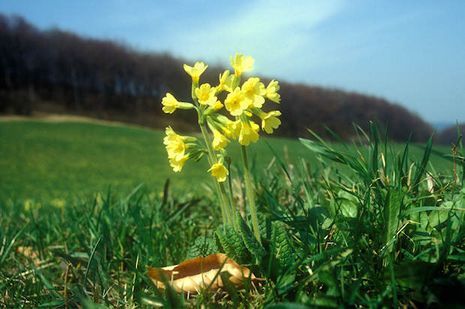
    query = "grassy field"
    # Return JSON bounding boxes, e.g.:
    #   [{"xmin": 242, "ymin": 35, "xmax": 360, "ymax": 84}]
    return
[
  {"xmin": 0, "ymin": 119, "xmax": 454, "ymax": 200},
  {"xmin": 1, "ymin": 119, "xmax": 464, "ymax": 308},
  {"xmin": 0, "ymin": 120, "xmax": 320, "ymax": 200}
]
